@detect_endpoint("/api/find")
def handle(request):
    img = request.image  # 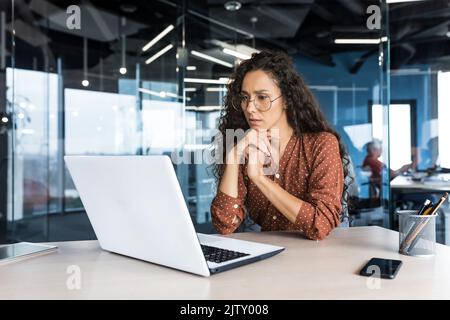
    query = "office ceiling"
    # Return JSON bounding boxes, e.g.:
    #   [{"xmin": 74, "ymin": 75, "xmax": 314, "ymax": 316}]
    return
[{"xmin": 7, "ymin": 0, "xmax": 450, "ymax": 86}]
